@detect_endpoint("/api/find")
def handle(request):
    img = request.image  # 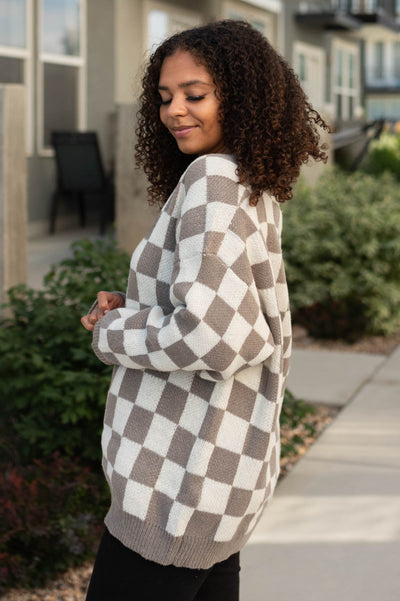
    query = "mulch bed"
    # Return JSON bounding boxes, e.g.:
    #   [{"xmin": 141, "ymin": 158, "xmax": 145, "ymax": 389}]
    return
[
  {"xmin": 1, "ymin": 564, "xmax": 93, "ymax": 601},
  {"xmin": 279, "ymin": 402, "xmax": 339, "ymax": 479},
  {"xmin": 3, "ymin": 327, "xmax": 398, "ymax": 601}
]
